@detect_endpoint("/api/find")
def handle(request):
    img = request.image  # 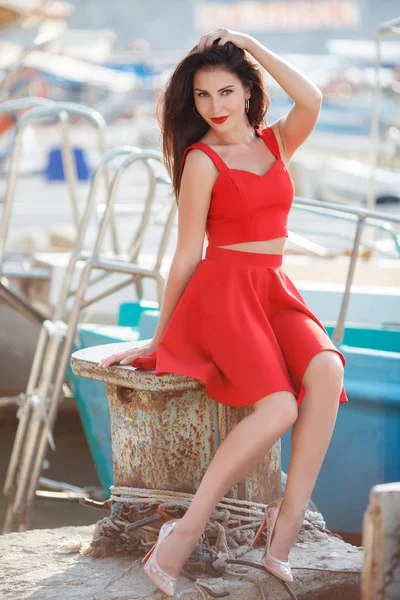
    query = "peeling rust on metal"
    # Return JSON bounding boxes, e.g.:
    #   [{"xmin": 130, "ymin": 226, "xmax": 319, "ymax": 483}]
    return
[{"xmin": 107, "ymin": 382, "xmax": 219, "ymax": 492}]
